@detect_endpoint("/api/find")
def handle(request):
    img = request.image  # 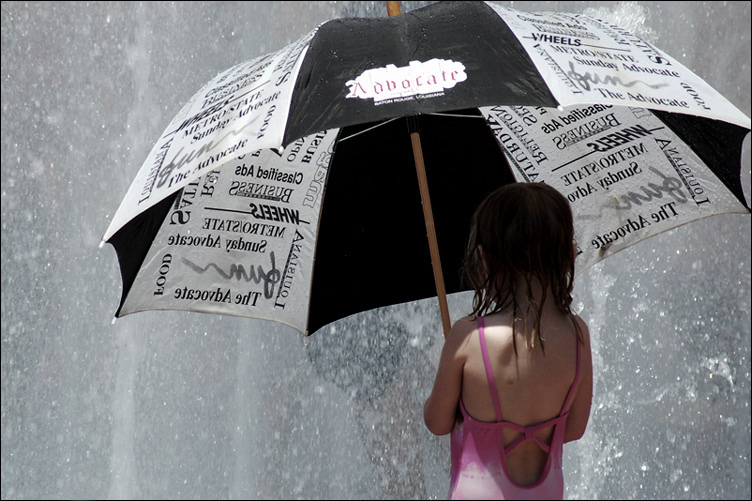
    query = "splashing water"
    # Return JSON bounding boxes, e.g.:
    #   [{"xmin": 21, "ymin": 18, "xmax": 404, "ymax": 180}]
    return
[{"xmin": 1, "ymin": 2, "xmax": 749, "ymax": 499}]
